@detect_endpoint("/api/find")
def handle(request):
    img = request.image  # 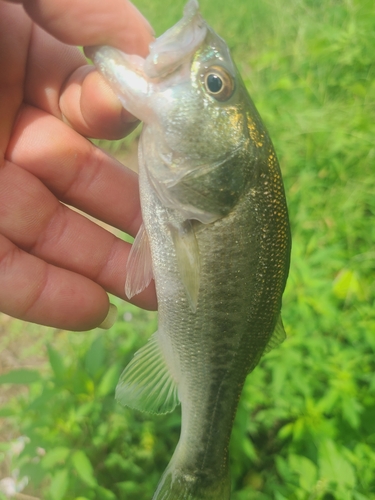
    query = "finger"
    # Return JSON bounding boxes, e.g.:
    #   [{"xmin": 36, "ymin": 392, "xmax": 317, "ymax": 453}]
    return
[
  {"xmin": 0, "ymin": 2, "xmax": 31, "ymax": 154},
  {"xmin": 21, "ymin": 0, "xmax": 154, "ymax": 55},
  {"xmin": 0, "ymin": 156, "xmax": 157, "ymax": 310},
  {"xmin": 0, "ymin": 233, "xmax": 111, "ymax": 331},
  {"xmin": 7, "ymin": 105, "xmax": 142, "ymax": 236},
  {"xmin": 24, "ymin": 24, "xmax": 139, "ymax": 138},
  {"xmin": 60, "ymin": 66, "xmax": 139, "ymax": 139}
]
